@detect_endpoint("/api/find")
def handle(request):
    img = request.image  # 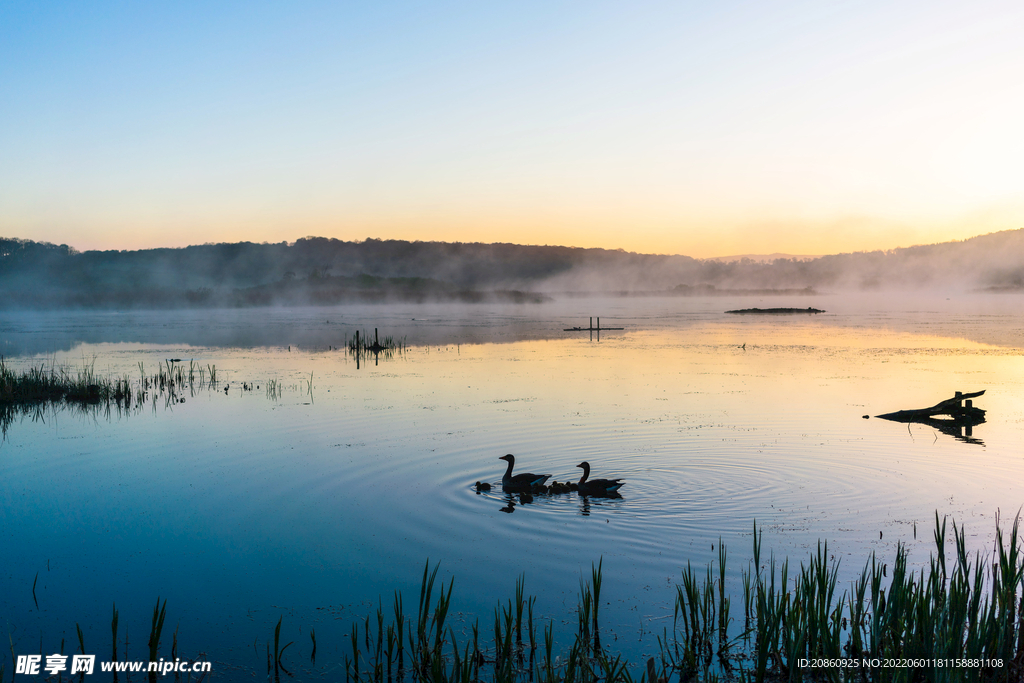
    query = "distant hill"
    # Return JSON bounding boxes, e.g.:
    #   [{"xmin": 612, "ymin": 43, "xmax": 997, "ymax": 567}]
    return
[{"xmin": 2, "ymin": 230, "xmax": 1024, "ymax": 309}]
